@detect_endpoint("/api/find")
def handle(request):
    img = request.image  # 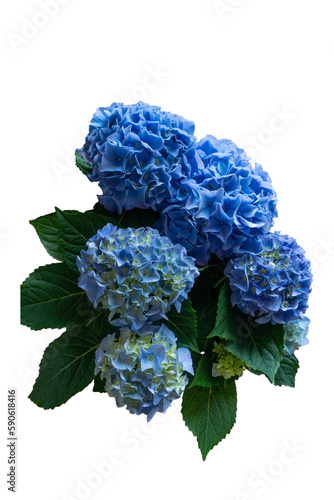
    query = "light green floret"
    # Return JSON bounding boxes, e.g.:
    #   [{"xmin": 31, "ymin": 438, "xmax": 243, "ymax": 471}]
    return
[{"xmin": 212, "ymin": 341, "xmax": 245, "ymax": 379}]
